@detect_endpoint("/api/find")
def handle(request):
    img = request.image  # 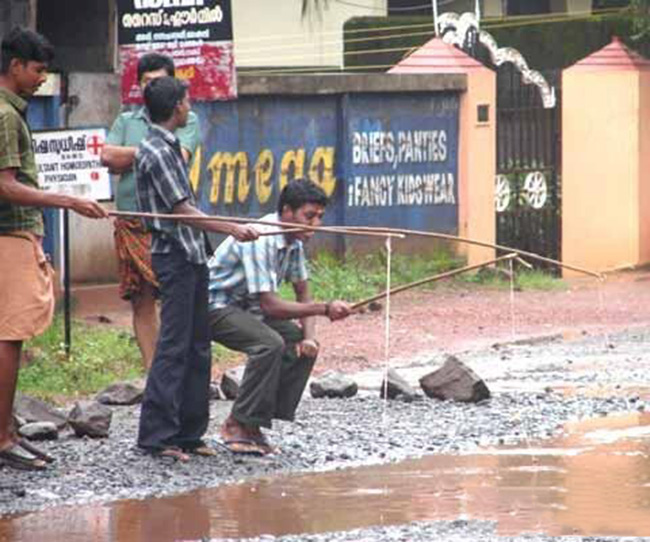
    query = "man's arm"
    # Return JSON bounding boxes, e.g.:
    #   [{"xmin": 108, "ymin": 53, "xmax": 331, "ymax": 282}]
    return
[
  {"xmin": 259, "ymin": 290, "xmax": 350, "ymax": 322},
  {"xmin": 0, "ymin": 169, "xmax": 107, "ymax": 218},
  {"xmin": 294, "ymin": 280, "xmax": 317, "ymax": 341},
  {"xmin": 100, "ymin": 145, "xmax": 137, "ymax": 174}
]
